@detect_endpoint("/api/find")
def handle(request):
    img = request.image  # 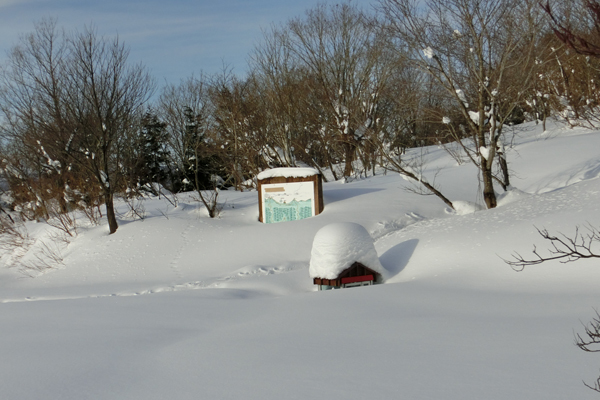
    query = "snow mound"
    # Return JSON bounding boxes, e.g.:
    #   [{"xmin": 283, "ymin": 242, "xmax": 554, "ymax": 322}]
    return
[
  {"xmin": 497, "ymin": 186, "xmax": 531, "ymax": 207},
  {"xmin": 451, "ymin": 200, "xmax": 485, "ymax": 215},
  {"xmin": 308, "ymin": 222, "xmax": 387, "ymax": 280},
  {"xmin": 257, "ymin": 167, "xmax": 319, "ymax": 180}
]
